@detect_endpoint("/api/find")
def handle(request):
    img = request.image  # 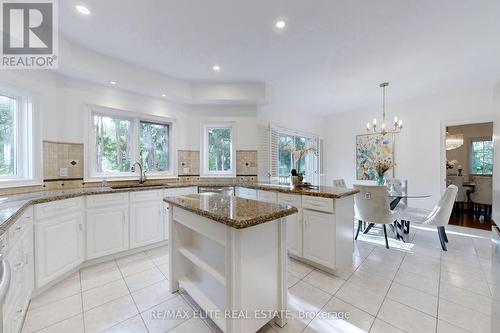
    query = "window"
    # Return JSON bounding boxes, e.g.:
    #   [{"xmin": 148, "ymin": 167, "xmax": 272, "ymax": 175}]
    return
[
  {"xmin": 139, "ymin": 121, "xmax": 170, "ymax": 172},
  {"xmin": 0, "ymin": 95, "xmax": 16, "ymax": 177},
  {"xmin": 270, "ymin": 125, "xmax": 320, "ymax": 185},
  {"xmin": 88, "ymin": 107, "xmax": 173, "ymax": 179},
  {"xmin": 471, "ymin": 139, "xmax": 493, "ymax": 175},
  {"xmin": 0, "ymin": 90, "xmax": 39, "ymax": 188},
  {"xmin": 201, "ymin": 123, "xmax": 236, "ymax": 177}
]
